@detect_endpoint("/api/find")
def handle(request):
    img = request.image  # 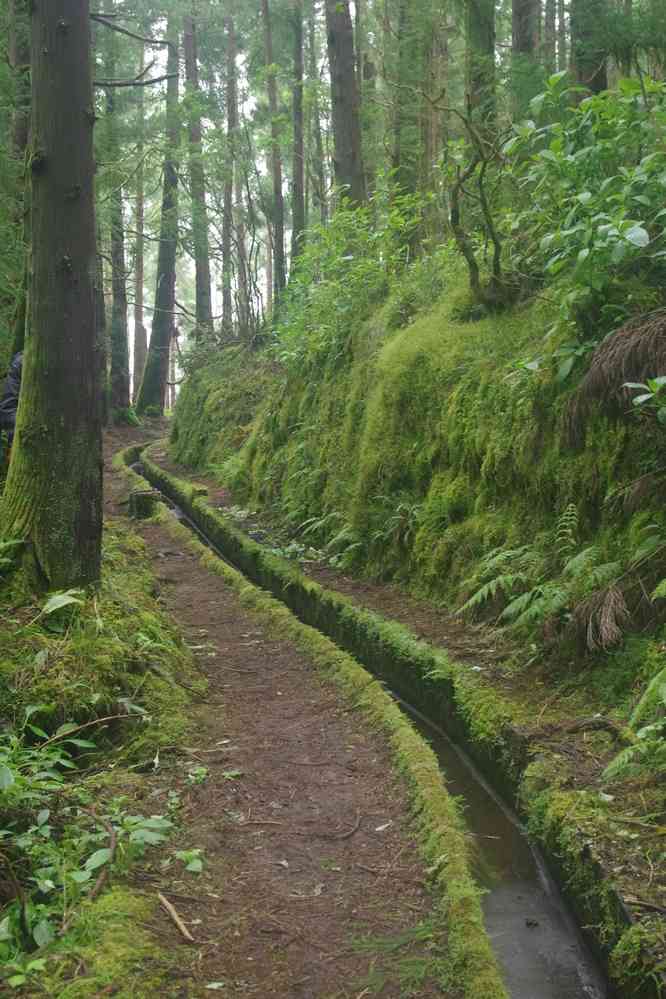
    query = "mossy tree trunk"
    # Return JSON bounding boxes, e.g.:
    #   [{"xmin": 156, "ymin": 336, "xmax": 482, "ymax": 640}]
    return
[
  {"xmin": 570, "ymin": 0, "xmax": 608, "ymax": 94},
  {"xmin": 261, "ymin": 0, "xmax": 287, "ymax": 302},
  {"xmin": 308, "ymin": 7, "xmax": 328, "ymax": 225},
  {"xmin": 324, "ymin": 0, "xmax": 366, "ymax": 206},
  {"xmin": 106, "ymin": 72, "xmax": 130, "ymax": 417},
  {"xmin": 466, "ymin": 0, "xmax": 496, "ymax": 126},
  {"xmin": 136, "ymin": 21, "xmax": 179, "ymax": 417},
  {"xmin": 133, "ymin": 43, "xmax": 147, "ymax": 402},
  {"xmin": 183, "ymin": 9, "xmax": 213, "ymax": 338},
  {"xmin": 290, "ymin": 0, "xmax": 306, "ymax": 269},
  {"xmin": 221, "ymin": 12, "xmax": 236, "ymax": 334},
  {"xmin": 2, "ymin": 0, "xmax": 102, "ymax": 590},
  {"xmin": 8, "ymin": 0, "xmax": 31, "ymax": 356}
]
